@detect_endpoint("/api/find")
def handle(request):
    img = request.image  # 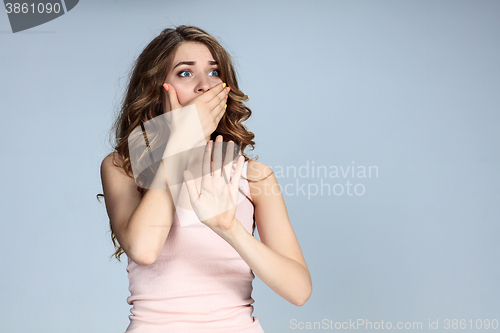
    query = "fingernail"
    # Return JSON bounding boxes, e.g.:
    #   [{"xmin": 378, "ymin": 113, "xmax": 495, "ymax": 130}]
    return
[
  {"xmin": 224, "ymin": 104, "xmax": 227, "ymax": 109},
  {"xmin": 223, "ymin": 83, "xmax": 226, "ymax": 88},
  {"xmin": 163, "ymin": 83, "xmax": 169, "ymax": 91},
  {"xmin": 225, "ymin": 95, "xmax": 228, "ymax": 99}
]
